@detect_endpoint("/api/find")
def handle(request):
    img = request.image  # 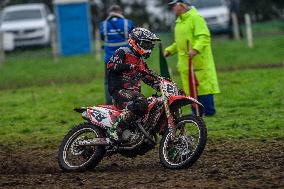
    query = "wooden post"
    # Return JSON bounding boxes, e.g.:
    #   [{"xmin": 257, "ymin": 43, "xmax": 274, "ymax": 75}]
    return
[
  {"xmin": 245, "ymin": 13, "xmax": 254, "ymax": 48},
  {"xmin": 231, "ymin": 13, "xmax": 240, "ymax": 40},
  {"xmin": 94, "ymin": 28, "xmax": 101, "ymax": 64},
  {"xmin": 51, "ymin": 22, "xmax": 59, "ymax": 63},
  {"xmin": 0, "ymin": 31, "xmax": 5, "ymax": 66}
]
